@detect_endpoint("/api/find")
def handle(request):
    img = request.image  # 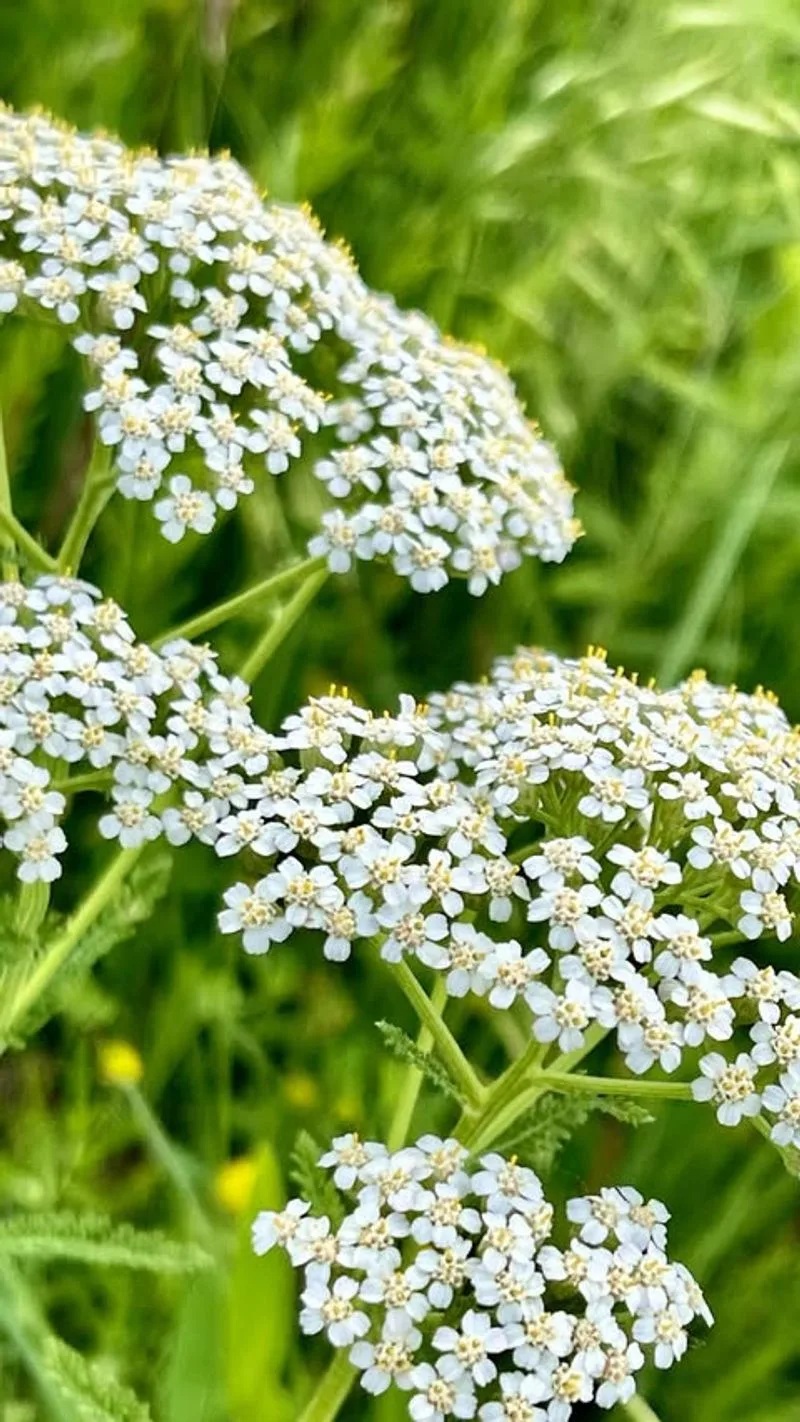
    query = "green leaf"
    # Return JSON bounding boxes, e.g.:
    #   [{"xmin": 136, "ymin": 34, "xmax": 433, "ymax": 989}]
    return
[
  {"xmin": 0, "ymin": 1212, "xmax": 211, "ymax": 1274},
  {"xmin": 597, "ymin": 1098, "xmax": 657, "ymax": 1128},
  {"xmin": 376, "ymin": 1019, "xmax": 465, "ymax": 1104},
  {"xmin": 43, "ymin": 1335, "xmax": 151, "ymax": 1422},
  {"xmin": 225, "ymin": 1145, "xmax": 295, "ymax": 1422},
  {"xmin": 159, "ymin": 1273, "xmax": 226, "ymax": 1422},
  {"xmin": 493, "ymin": 1092, "xmax": 654, "ymax": 1172},
  {"xmin": 0, "ymin": 893, "xmax": 39, "ymax": 971},
  {"xmin": 15, "ymin": 850, "xmax": 173, "ymax": 1040},
  {"xmin": 289, "ymin": 1132, "xmax": 345, "ymax": 1226}
]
